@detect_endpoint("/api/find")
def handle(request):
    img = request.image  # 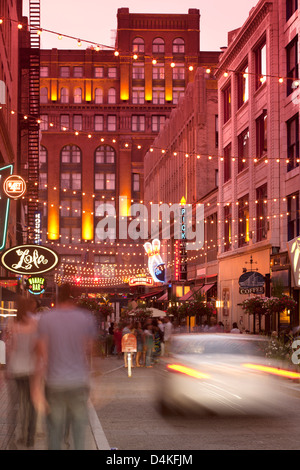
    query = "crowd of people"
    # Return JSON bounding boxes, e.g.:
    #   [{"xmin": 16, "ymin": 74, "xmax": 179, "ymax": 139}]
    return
[{"xmin": 107, "ymin": 316, "xmax": 174, "ymax": 368}]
